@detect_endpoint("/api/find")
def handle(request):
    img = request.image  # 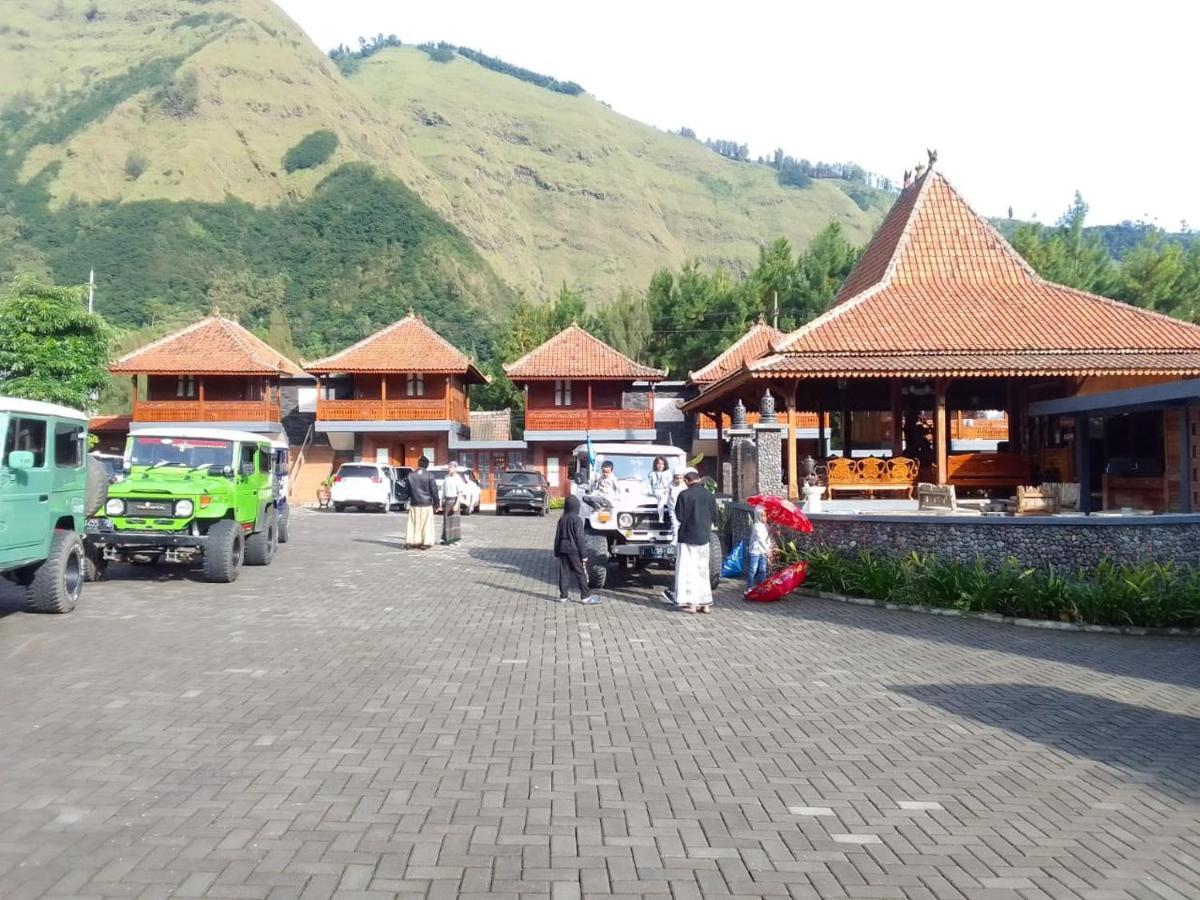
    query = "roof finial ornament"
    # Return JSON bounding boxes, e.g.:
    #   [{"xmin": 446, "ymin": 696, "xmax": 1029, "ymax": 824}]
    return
[
  {"xmin": 914, "ymin": 162, "xmax": 926, "ymax": 180},
  {"xmin": 902, "ymin": 169, "xmax": 912, "ymax": 189},
  {"xmin": 407, "ymin": 307, "xmax": 416, "ymax": 317},
  {"xmin": 926, "ymin": 148, "xmax": 938, "ymax": 170}
]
